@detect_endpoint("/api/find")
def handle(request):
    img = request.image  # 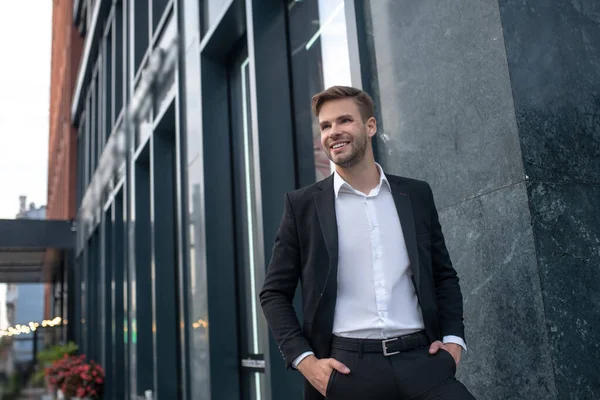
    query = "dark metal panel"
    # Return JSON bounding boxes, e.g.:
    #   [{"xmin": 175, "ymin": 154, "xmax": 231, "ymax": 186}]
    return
[
  {"xmin": 133, "ymin": 142, "xmax": 154, "ymax": 397},
  {"xmin": 72, "ymin": 0, "xmax": 114, "ymax": 126},
  {"xmin": 0, "ymin": 220, "xmax": 74, "ymax": 249},
  {"xmin": 245, "ymin": 0, "xmax": 303, "ymax": 398},
  {"xmin": 199, "ymin": 0, "xmax": 245, "ymax": 61},
  {"xmin": 73, "ymin": 254, "xmax": 83, "ymax": 353},
  {"xmin": 122, "ymin": 0, "xmax": 134, "ymax": 394},
  {"xmin": 102, "ymin": 207, "xmax": 113, "ymax": 397},
  {"xmin": 104, "ymin": 22, "xmax": 113, "ymax": 143},
  {"xmin": 152, "ymin": 0, "xmax": 170, "ymax": 31},
  {"xmin": 85, "ymin": 231, "xmax": 99, "ymax": 363},
  {"xmin": 66, "ymin": 251, "xmax": 76, "ymax": 343},
  {"xmin": 81, "ymin": 245, "xmax": 88, "ymax": 356},
  {"xmin": 114, "ymin": 2, "xmax": 125, "ymax": 126},
  {"xmin": 174, "ymin": 0, "xmax": 198, "ymax": 398},
  {"xmin": 151, "ymin": 106, "xmax": 180, "ymax": 399},
  {"xmin": 132, "ymin": 0, "xmax": 150, "ymax": 80},
  {"xmin": 200, "ymin": 51, "xmax": 242, "ymax": 399},
  {"xmin": 113, "ymin": 189, "xmax": 126, "ymax": 400}
]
